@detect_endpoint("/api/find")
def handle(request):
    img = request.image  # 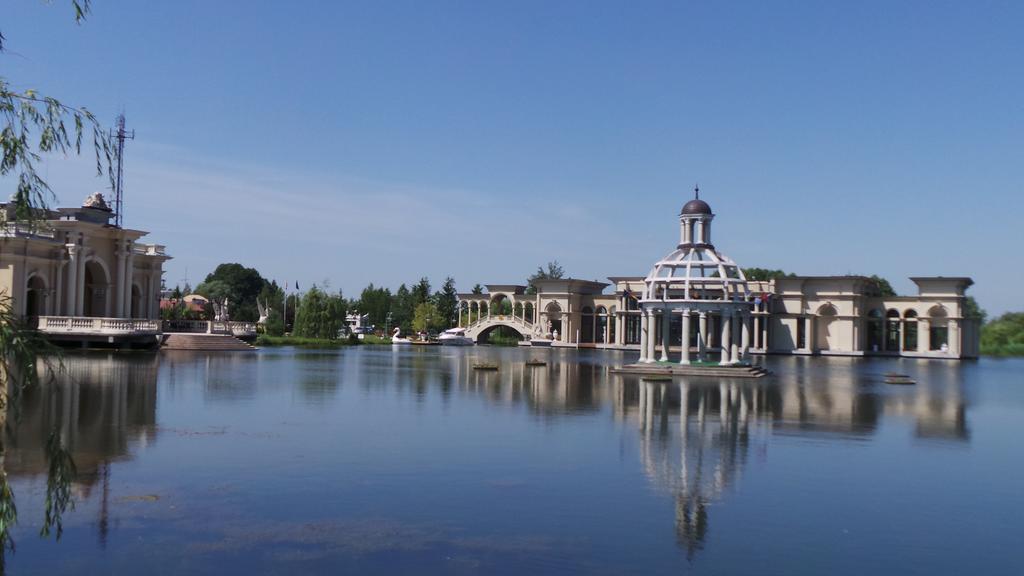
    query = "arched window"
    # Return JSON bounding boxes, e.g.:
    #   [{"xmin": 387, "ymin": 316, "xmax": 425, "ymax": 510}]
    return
[
  {"xmin": 26, "ymin": 275, "xmax": 47, "ymax": 317},
  {"xmin": 867, "ymin": 309, "xmax": 884, "ymax": 352},
  {"xmin": 903, "ymin": 309, "xmax": 918, "ymax": 351},
  {"xmin": 885, "ymin": 309, "xmax": 901, "ymax": 352},
  {"xmin": 581, "ymin": 306, "xmax": 595, "ymax": 343}
]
